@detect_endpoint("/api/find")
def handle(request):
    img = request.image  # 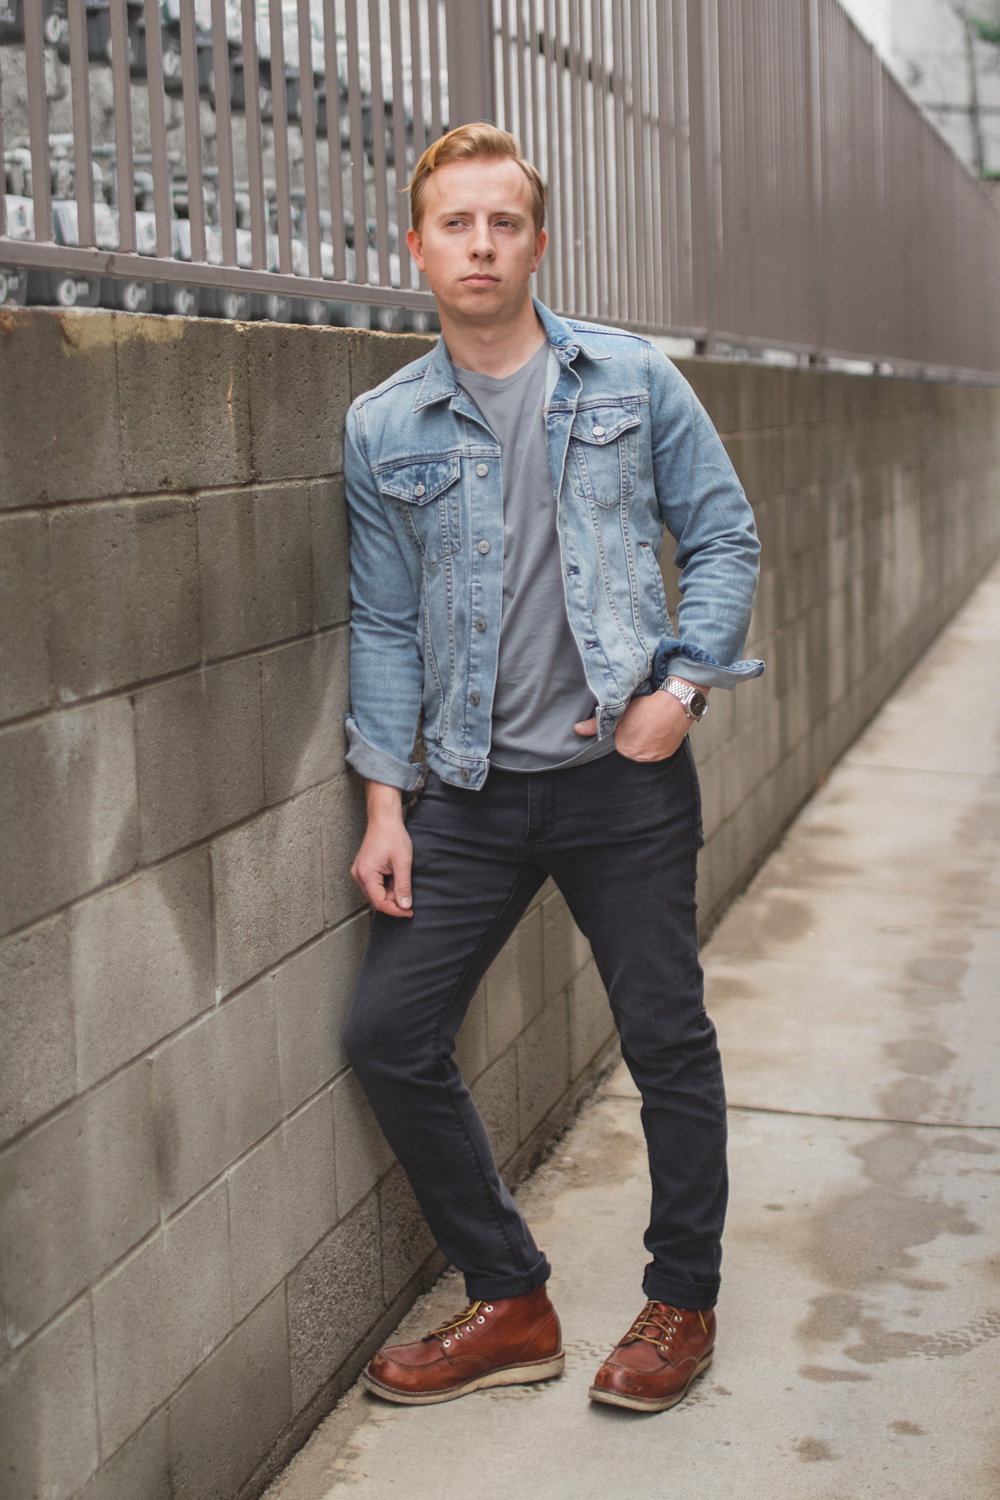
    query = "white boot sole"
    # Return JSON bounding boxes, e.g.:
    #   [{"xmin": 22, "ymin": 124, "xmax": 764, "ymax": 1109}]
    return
[{"xmin": 364, "ymin": 1352, "xmax": 566, "ymax": 1405}]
